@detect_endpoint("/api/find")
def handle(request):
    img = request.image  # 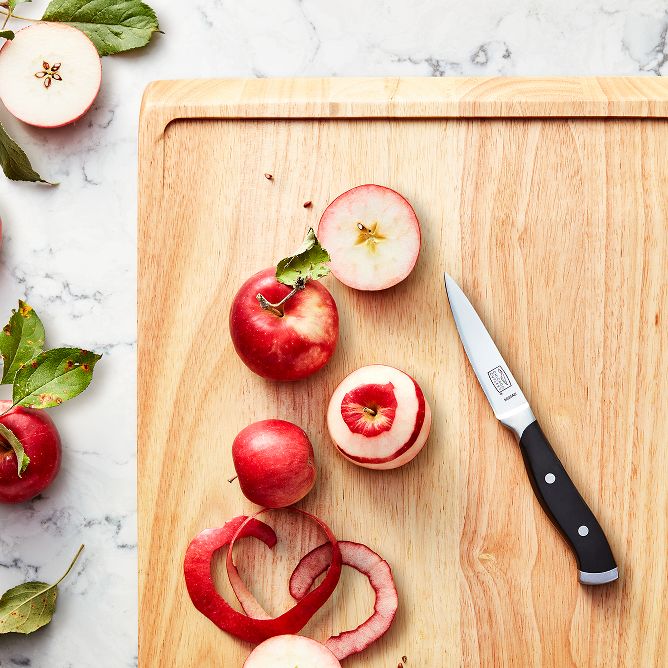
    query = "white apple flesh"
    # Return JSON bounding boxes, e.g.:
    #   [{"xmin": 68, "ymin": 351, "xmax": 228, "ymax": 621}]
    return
[
  {"xmin": 0, "ymin": 23, "xmax": 101, "ymax": 128},
  {"xmin": 327, "ymin": 364, "xmax": 431, "ymax": 470},
  {"xmin": 244, "ymin": 635, "xmax": 341, "ymax": 668},
  {"xmin": 317, "ymin": 184, "xmax": 421, "ymax": 291}
]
